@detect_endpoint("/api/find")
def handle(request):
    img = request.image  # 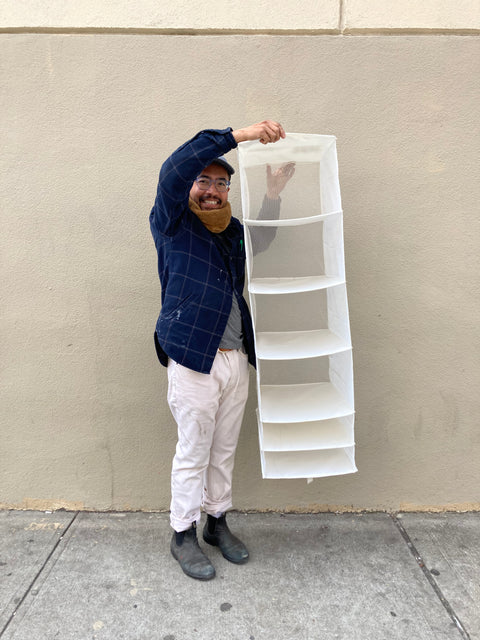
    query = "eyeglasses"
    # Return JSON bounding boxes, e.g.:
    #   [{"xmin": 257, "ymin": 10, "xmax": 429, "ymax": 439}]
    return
[{"xmin": 194, "ymin": 177, "xmax": 231, "ymax": 193}]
